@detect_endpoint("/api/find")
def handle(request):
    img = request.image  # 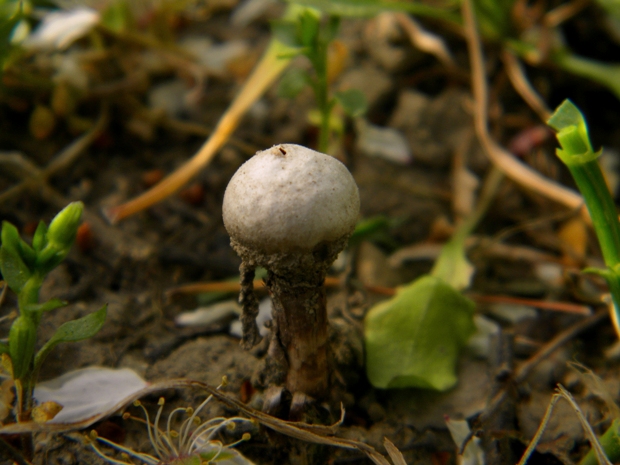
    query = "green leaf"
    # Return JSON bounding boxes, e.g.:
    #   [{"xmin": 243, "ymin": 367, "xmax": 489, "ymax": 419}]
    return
[
  {"xmin": 0, "ymin": 241, "xmax": 31, "ymax": 293},
  {"xmin": 34, "ymin": 305, "xmax": 107, "ymax": 373},
  {"xmin": 285, "ymin": 0, "xmax": 461, "ymax": 23},
  {"xmin": 364, "ymin": 275, "xmax": 475, "ymax": 390},
  {"xmin": 298, "ymin": 8, "xmax": 321, "ymax": 48},
  {"xmin": 472, "ymin": 0, "xmax": 516, "ymax": 40},
  {"xmin": 45, "ymin": 201, "xmax": 83, "ymax": 249},
  {"xmin": 349, "ymin": 215, "xmax": 392, "ymax": 247},
  {"xmin": 100, "ymin": 0, "xmax": 134, "ymax": 32},
  {"xmin": 32, "ymin": 221, "xmax": 48, "ymax": 252},
  {"xmin": 271, "ymin": 19, "xmax": 304, "ymax": 51},
  {"xmin": 278, "ymin": 67, "xmax": 310, "ymax": 99},
  {"xmin": 323, "ymin": 15, "xmax": 341, "ymax": 43},
  {"xmin": 547, "ymin": 99, "xmax": 596, "ymax": 162},
  {"xmin": 334, "ymin": 89, "xmax": 368, "ymax": 117},
  {"xmin": 36, "ymin": 201, "xmax": 83, "ymax": 273},
  {"xmin": 23, "ymin": 298, "xmax": 68, "ymax": 316},
  {"xmin": 0, "ymin": 0, "xmax": 24, "ymax": 82},
  {"xmin": 0, "ymin": 341, "xmax": 8, "ymax": 355},
  {"xmin": 1, "ymin": 221, "xmax": 36, "ymax": 269},
  {"xmin": 431, "ymin": 237, "xmax": 474, "ymax": 291},
  {"xmin": 551, "ymin": 52, "xmax": 620, "ymax": 107},
  {"xmin": 9, "ymin": 315, "xmax": 37, "ymax": 380}
]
